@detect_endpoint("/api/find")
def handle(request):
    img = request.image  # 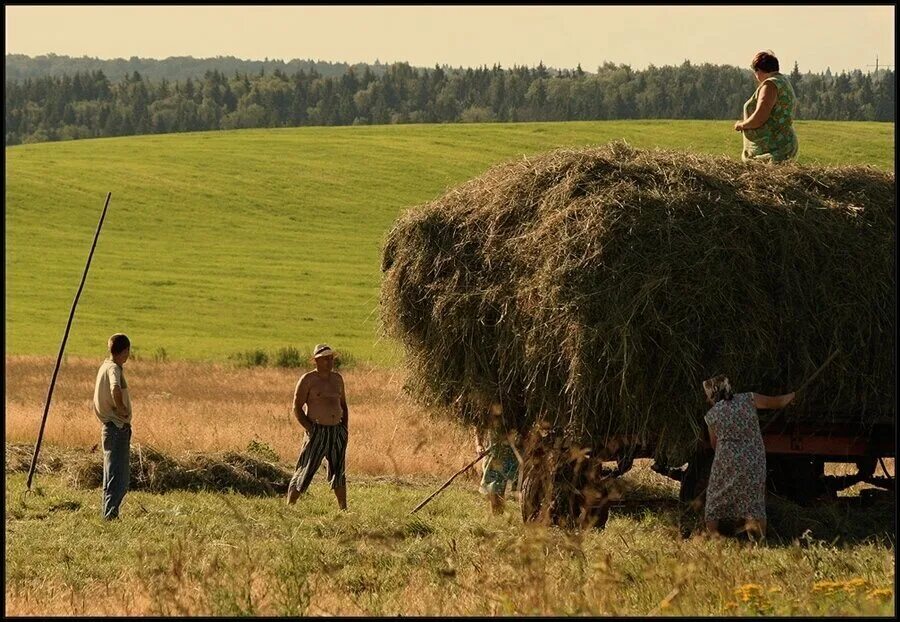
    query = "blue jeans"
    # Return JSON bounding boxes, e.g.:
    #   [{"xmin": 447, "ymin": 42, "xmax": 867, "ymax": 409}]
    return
[{"xmin": 101, "ymin": 421, "xmax": 131, "ymax": 519}]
